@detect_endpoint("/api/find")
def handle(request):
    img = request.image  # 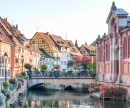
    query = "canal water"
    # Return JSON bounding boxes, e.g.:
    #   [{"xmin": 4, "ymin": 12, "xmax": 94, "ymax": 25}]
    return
[{"xmin": 16, "ymin": 87, "xmax": 130, "ymax": 108}]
